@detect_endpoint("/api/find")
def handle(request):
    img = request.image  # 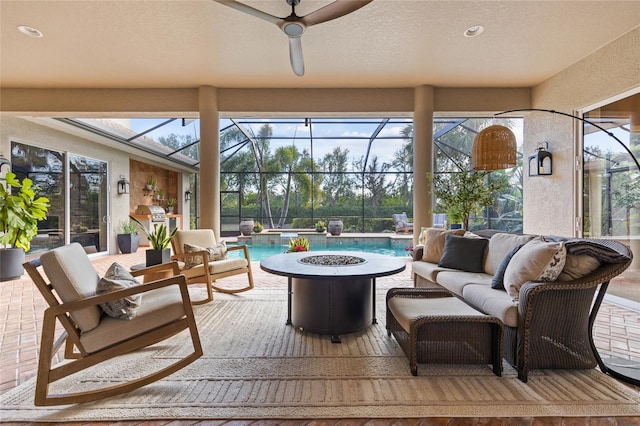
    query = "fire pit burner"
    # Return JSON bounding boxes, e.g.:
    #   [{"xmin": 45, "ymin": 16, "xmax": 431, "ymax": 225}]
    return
[{"xmin": 298, "ymin": 254, "xmax": 366, "ymax": 266}]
